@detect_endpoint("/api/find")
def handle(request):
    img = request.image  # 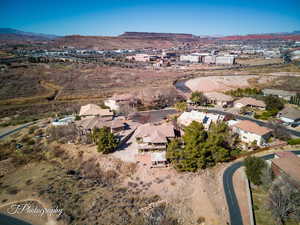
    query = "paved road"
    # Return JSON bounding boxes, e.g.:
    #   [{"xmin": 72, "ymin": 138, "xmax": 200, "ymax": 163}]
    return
[
  {"xmin": 201, "ymin": 108, "xmax": 300, "ymax": 138},
  {"xmin": 0, "ymin": 122, "xmax": 36, "ymax": 140},
  {"xmin": 223, "ymin": 150, "xmax": 300, "ymax": 225}
]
